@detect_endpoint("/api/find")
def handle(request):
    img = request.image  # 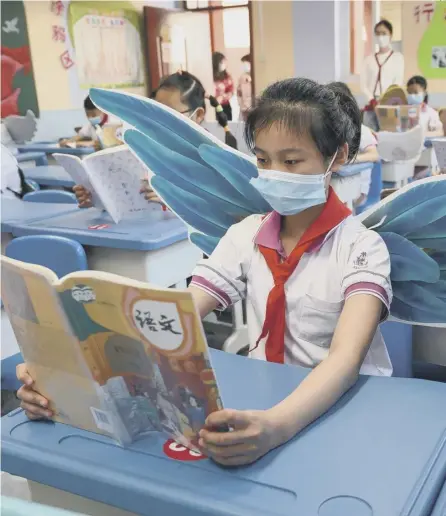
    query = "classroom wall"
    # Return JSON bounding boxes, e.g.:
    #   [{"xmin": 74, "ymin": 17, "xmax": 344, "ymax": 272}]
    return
[
  {"xmin": 251, "ymin": 1, "xmax": 295, "ymax": 94},
  {"xmin": 24, "ymin": 1, "xmax": 176, "ymax": 141}
]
